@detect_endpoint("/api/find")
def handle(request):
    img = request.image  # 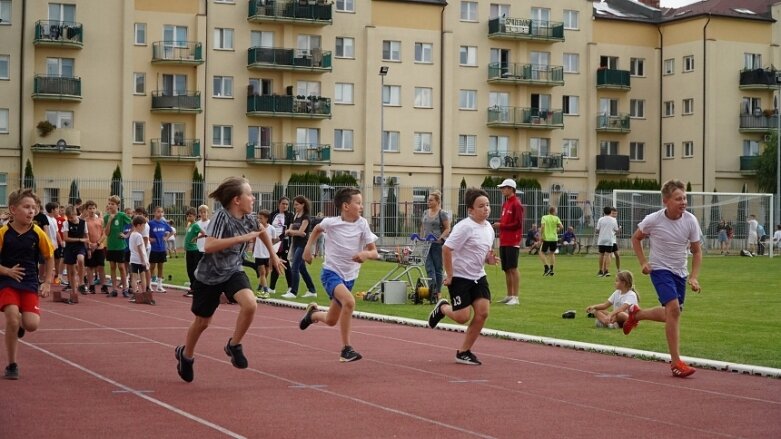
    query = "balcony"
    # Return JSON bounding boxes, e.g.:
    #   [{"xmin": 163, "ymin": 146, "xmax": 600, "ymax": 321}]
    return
[
  {"xmin": 487, "ymin": 17, "xmax": 564, "ymax": 42},
  {"xmin": 150, "ymin": 139, "xmax": 201, "ymax": 162},
  {"xmin": 247, "ymin": 47, "xmax": 331, "ymax": 72},
  {"xmin": 30, "ymin": 128, "xmax": 81, "ymax": 154},
  {"xmin": 151, "ymin": 91, "xmax": 202, "ymax": 113},
  {"xmin": 151, "ymin": 42, "xmax": 204, "ymax": 65},
  {"xmin": 739, "ymin": 112, "xmax": 779, "ymax": 133},
  {"xmin": 739, "ymin": 68, "xmax": 779, "ymax": 90},
  {"xmin": 596, "ymin": 68, "xmax": 631, "ymax": 90},
  {"xmin": 488, "ymin": 152, "xmax": 563, "ymax": 172},
  {"xmin": 247, "ymin": 95, "xmax": 331, "ymax": 119},
  {"xmin": 32, "ymin": 75, "xmax": 82, "ymax": 101},
  {"xmin": 596, "ymin": 154, "xmax": 630, "ymax": 174},
  {"xmin": 248, "ymin": 0, "xmax": 332, "ymax": 25},
  {"xmin": 739, "ymin": 155, "xmax": 760, "ymax": 175},
  {"xmin": 487, "ymin": 107, "xmax": 564, "ymax": 129},
  {"xmin": 596, "ymin": 113, "xmax": 631, "ymax": 133},
  {"xmin": 34, "ymin": 20, "xmax": 83, "ymax": 48},
  {"xmin": 246, "ymin": 142, "xmax": 331, "ymax": 165},
  {"xmin": 487, "ymin": 63, "xmax": 564, "ymax": 86}
]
